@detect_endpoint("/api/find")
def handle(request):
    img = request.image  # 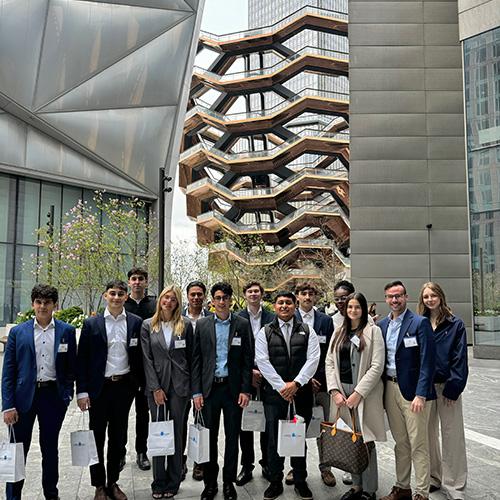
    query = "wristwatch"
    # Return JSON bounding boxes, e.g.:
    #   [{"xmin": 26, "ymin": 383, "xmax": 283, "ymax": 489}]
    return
[{"xmin": 294, "ymin": 381, "xmax": 302, "ymax": 389}]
